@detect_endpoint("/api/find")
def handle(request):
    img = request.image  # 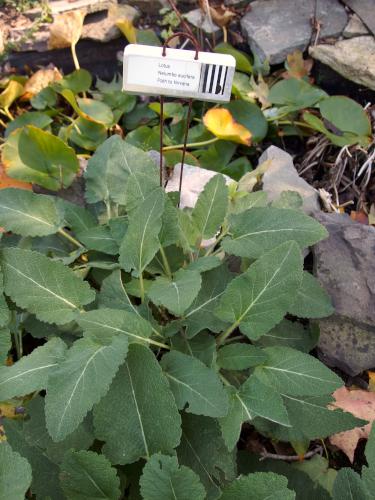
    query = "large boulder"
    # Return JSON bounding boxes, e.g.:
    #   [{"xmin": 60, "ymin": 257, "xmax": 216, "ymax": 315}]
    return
[
  {"xmin": 309, "ymin": 36, "xmax": 375, "ymax": 91},
  {"xmin": 313, "ymin": 213, "xmax": 375, "ymax": 375},
  {"xmin": 240, "ymin": 0, "xmax": 347, "ymax": 64}
]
